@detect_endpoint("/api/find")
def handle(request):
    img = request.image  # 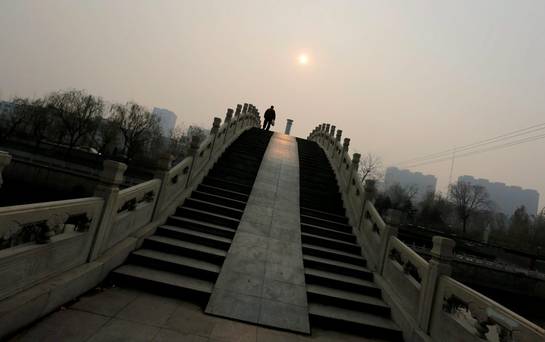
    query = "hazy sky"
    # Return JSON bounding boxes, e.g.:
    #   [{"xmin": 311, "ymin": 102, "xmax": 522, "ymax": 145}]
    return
[{"xmin": 1, "ymin": 0, "xmax": 545, "ymax": 209}]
